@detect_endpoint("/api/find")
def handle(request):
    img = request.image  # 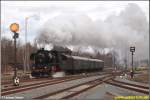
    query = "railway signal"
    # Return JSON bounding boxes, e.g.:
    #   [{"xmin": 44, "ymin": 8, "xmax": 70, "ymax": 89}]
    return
[
  {"xmin": 10, "ymin": 23, "xmax": 19, "ymax": 32},
  {"xmin": 130, "ymin": 46, "xmax": 135, "ymax": 53},
  {"xmin": 10, "ymin": 23, "xmax": 20, "ymax": 86},
  {"xmin": 130, "ymin": 46, "xmax": 135, "ymax": 78}
]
